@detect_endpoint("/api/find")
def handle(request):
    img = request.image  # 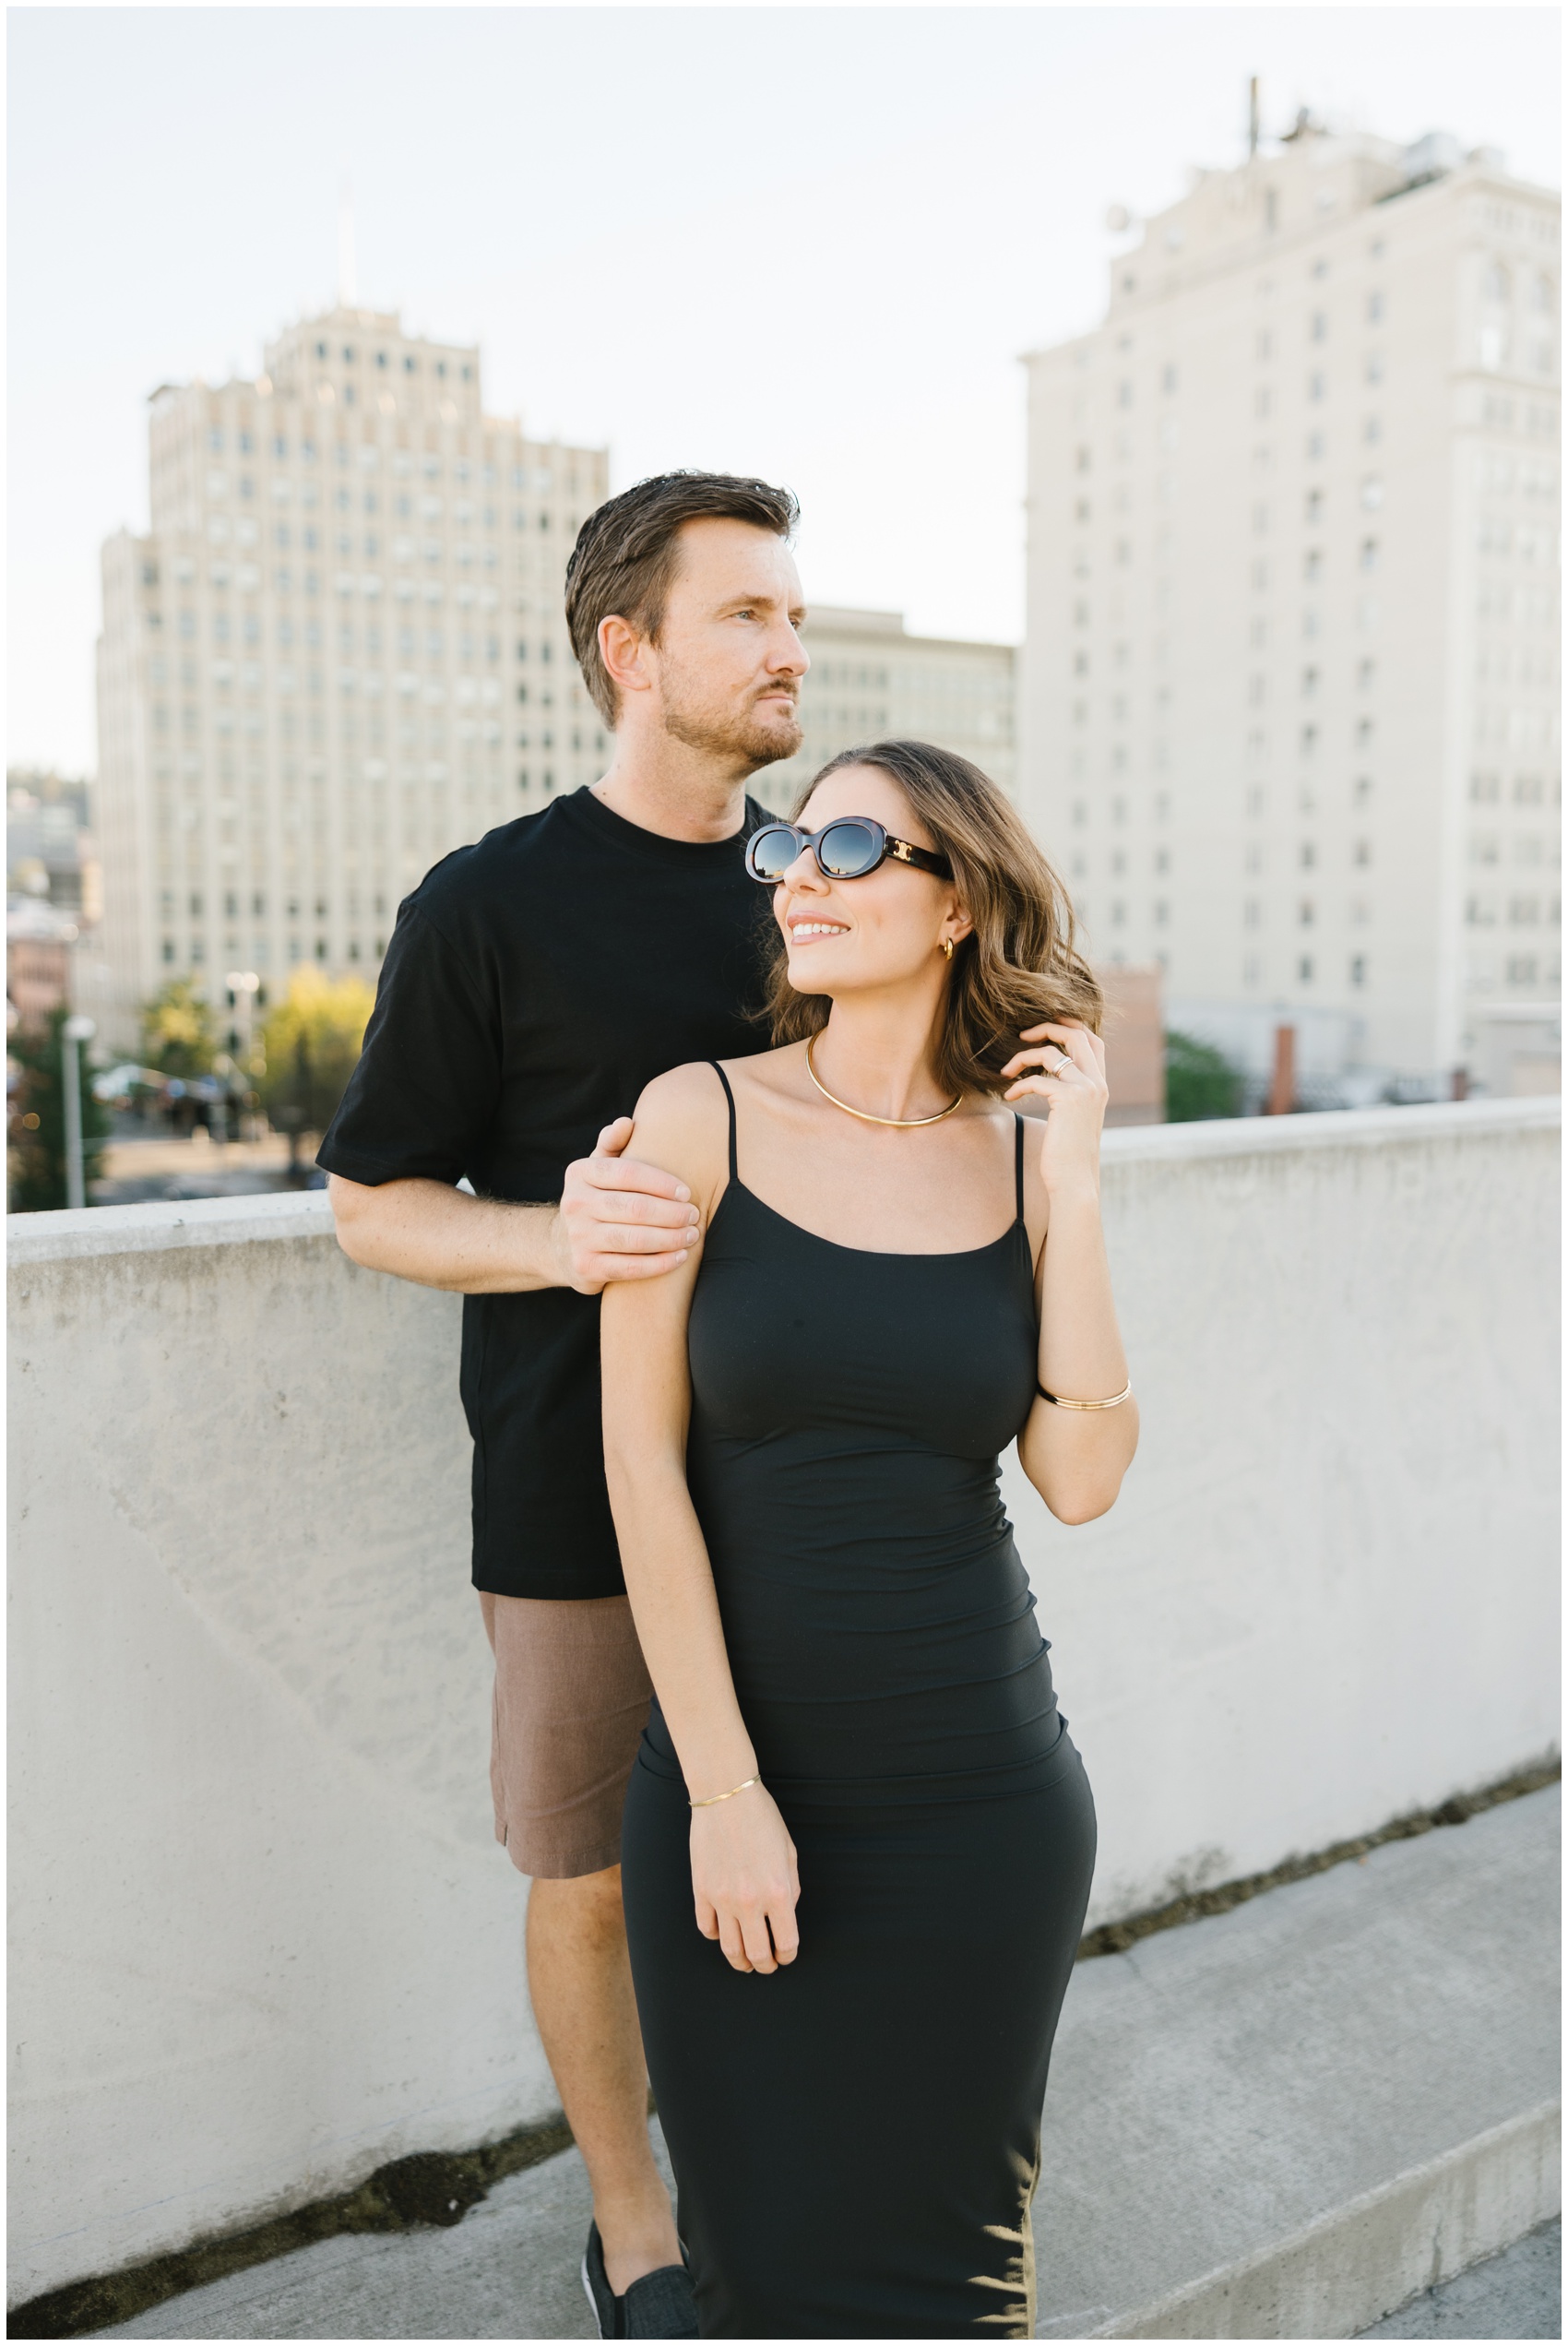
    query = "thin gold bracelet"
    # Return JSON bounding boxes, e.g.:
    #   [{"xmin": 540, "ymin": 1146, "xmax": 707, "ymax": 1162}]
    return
[
  {"xmin": 689, "ymin": 1775, "xmax": 761, "ymax": 1809},
  {"xmin": 1037, "ymin": 1377, "xmax": 1134, "ymax": 1411}
]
